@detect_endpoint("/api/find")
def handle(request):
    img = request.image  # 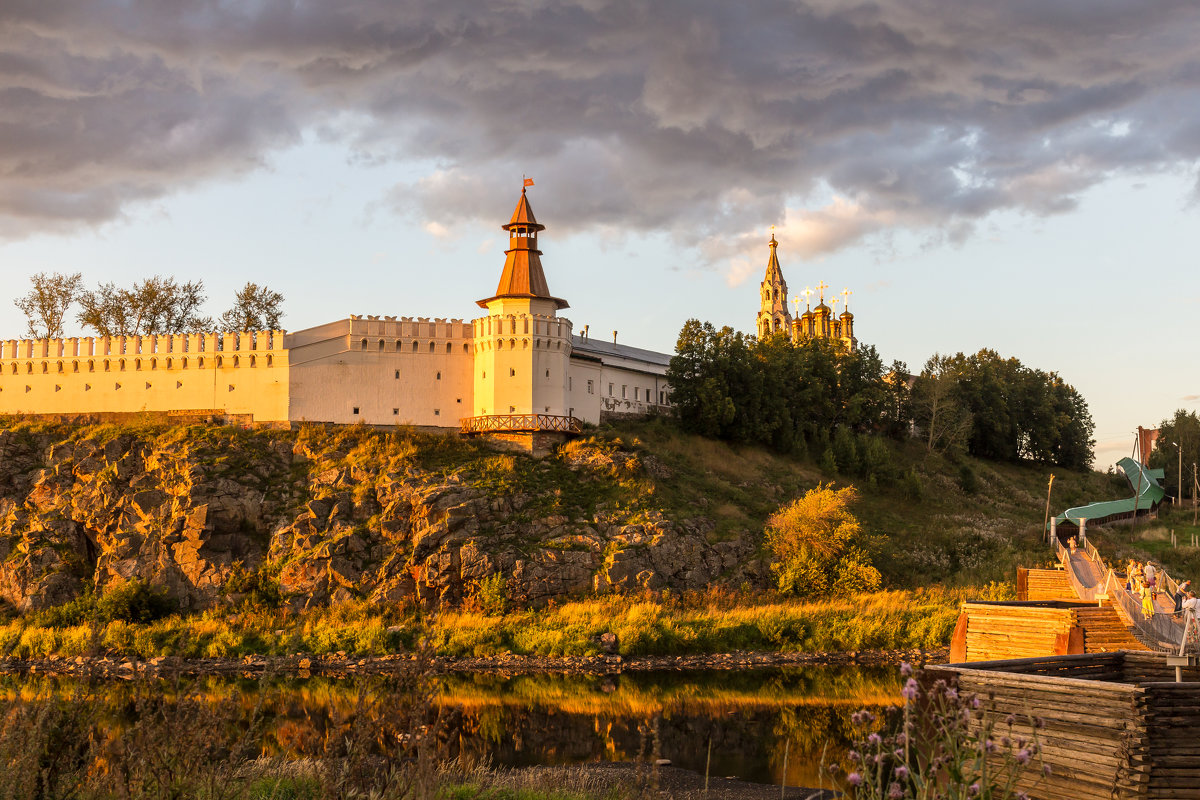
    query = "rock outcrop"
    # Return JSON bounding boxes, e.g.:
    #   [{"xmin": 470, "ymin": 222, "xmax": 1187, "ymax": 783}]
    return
[{"xmin": 0, "ymin": 423, "xmax": 760, "ymax": 612}]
